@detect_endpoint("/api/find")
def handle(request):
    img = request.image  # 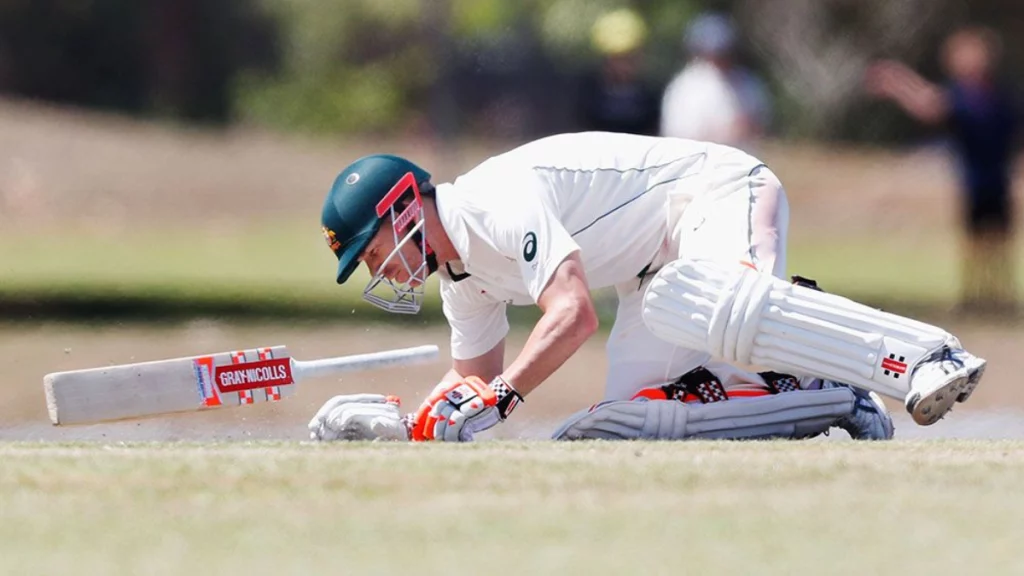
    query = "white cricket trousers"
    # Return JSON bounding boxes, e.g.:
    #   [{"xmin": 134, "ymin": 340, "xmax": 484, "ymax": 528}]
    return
[{"xmin": 603, "ymin": 152, "xmax": 790, "ymax": 401}]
